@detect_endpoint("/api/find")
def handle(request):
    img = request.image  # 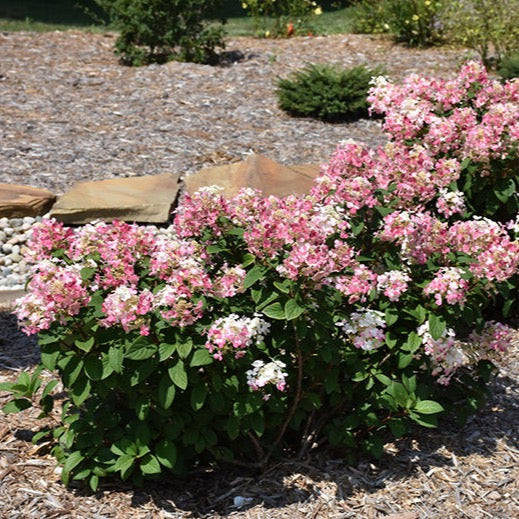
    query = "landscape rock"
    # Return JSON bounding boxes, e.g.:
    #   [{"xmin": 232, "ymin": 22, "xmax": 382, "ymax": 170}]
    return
[
  {"xmin": 0, "ymin": 184, "xmax": 56, "ymax": 218},
  {"xmin": 50, "ymin": 173, "xmax": 181, "ymax": 224},
  {"xmin": 184, "ymin": 154, "xmax": 322, "ymax": 198}
]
